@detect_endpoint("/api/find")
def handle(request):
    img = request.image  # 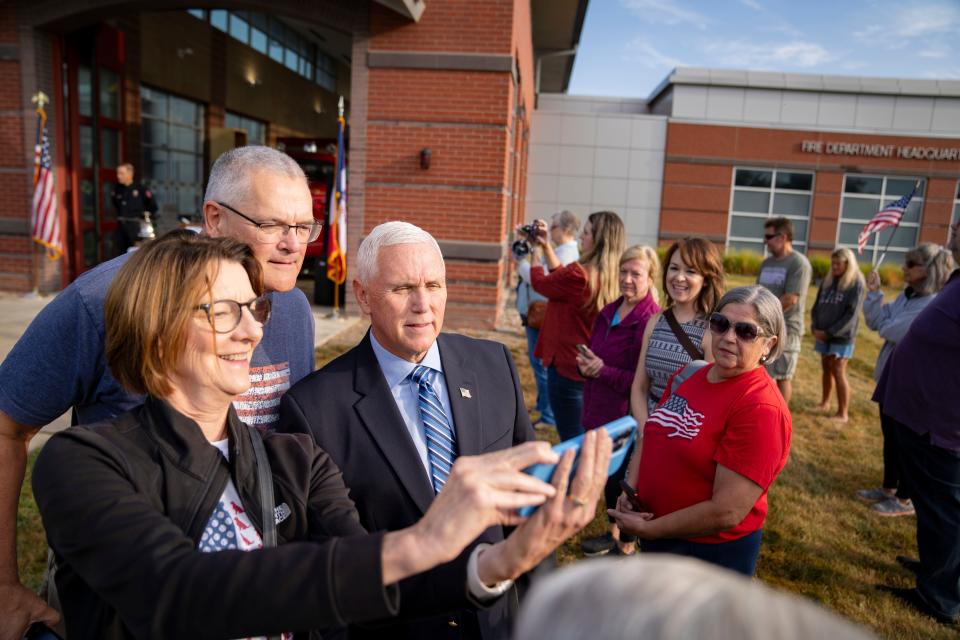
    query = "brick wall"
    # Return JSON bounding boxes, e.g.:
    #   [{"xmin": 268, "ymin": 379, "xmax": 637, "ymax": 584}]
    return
[
  {"xmin": 362, "ymin": 0, "xmax": 533, "ymax": 329},
  {"xmin": 662, "ymin": 121, "xmax": 960, "ymax": 253}
]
